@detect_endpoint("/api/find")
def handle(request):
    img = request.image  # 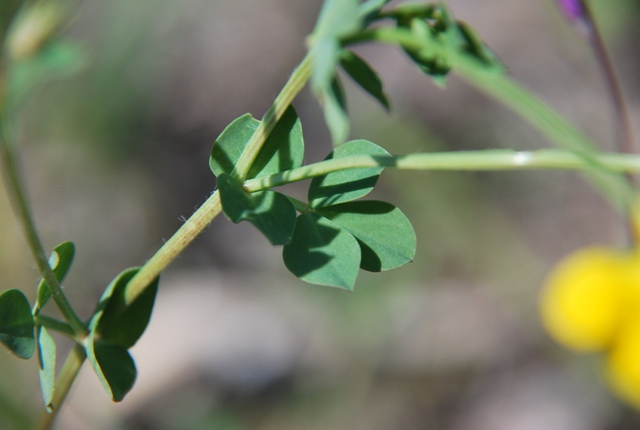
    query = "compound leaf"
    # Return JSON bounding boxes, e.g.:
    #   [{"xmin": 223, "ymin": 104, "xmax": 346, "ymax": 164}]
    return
[
  {"xmin": 340, "ymin": 50, "xmax": 390, "ymax": 110},
  {"xmin": 36, "ymin": 325, "xmax": 56, "ymax": 411},
  {"xmin": 210, "ymin": 106, "xmax": 304, "ymax": 179},
  {"xmin": 218, "ymin": 173, "xmax": 296, "ymax": 245},
  {"xmin": 308, "ymin": 139, "xmax": 390, "ymax": 208},
  {"xmin": 0, "ymin": 289, "xmax": 35, "ymax": 359},
  {"xmin": 283, "ymin": 212, "xmax": 361, "ymax": 291},
  {"xmin": 90, "ymin": 268, "xmax": 158, "ymax": 350},
  {"xmin": 317, "ymin": 200, "xmax": 416, "ymax": 272},
  {"xmin": 34, "ymin": 241, "xmax": 75, "ymax": 315}
]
